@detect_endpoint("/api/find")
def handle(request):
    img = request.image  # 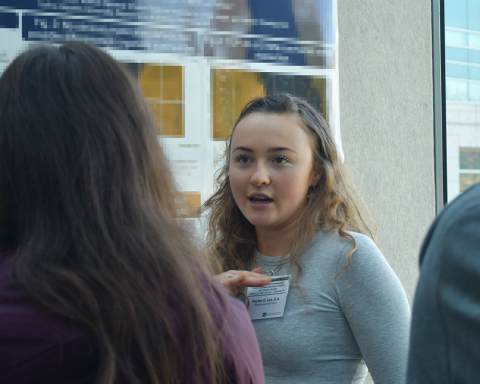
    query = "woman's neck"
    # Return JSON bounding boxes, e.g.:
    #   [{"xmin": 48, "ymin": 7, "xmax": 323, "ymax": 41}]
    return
[{"xmin": 255, "ymin": 223, "xmax": 297, "ymax": 257}]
